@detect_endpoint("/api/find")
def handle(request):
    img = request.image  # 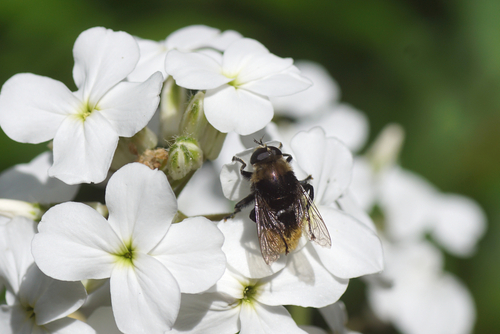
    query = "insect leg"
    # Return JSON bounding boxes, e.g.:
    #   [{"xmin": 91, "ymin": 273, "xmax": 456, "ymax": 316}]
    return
[
  {"xmin": 249, "ymin": 208, "xmax": 256, "ymax": 223},
  {"xmin": 300, "ymin": 176, "xmax": 315, "ymax": 201},
  {"xmin": 283, "ymin": 153, "xmax": 293, "ymax": 163},
  {"xmin": 233, "ymin": 156, "xmax": 252, "ymax": 179},
  {"xmin": 224, "ymin": 192, "xmax": 255, "ymax": 220}
]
